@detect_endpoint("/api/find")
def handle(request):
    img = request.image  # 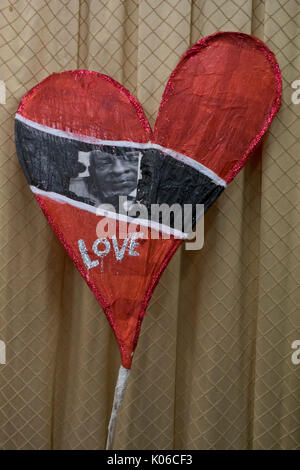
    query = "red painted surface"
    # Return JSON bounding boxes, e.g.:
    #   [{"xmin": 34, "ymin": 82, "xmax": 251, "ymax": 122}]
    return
[
  {"xmin": 154, "ymin": 32, "xmax": 281, "ymax": 182},
  {"xmin": 36, "ymin": 194, "xmax": 181, "ymax": 369}
]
